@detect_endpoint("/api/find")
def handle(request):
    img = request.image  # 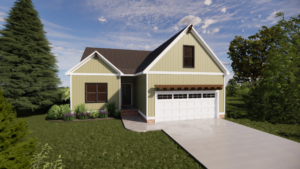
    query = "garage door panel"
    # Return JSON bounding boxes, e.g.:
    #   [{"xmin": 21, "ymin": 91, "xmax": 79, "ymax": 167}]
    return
[
  {"xmin": 180, "ymin": 109, "xmax": 187, "ymax": 114},
  {"xmin": 172, "ymin": 116, "xmax": 180, "ymax": 121},
  {"xmin": 180, "ymin": 116, "xmax": 187, "ymax": 120},
  {"xmin": 172, "ymin": 101, "xmax": 180, "ymax": 107},
  {"xmin": 188, "ymin": 115, "xmax": 195, "ymax": 120},
  {"xmin": 188, "ymin": 101, "xmax": 195, "ymax": 106},
  {"xmin": 180, "ymin": 101, "xmax": 188, "ymax": 106},
  {"xmin": 188, "ymin": 109, "xmax": 194, "ymax": 114}
]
